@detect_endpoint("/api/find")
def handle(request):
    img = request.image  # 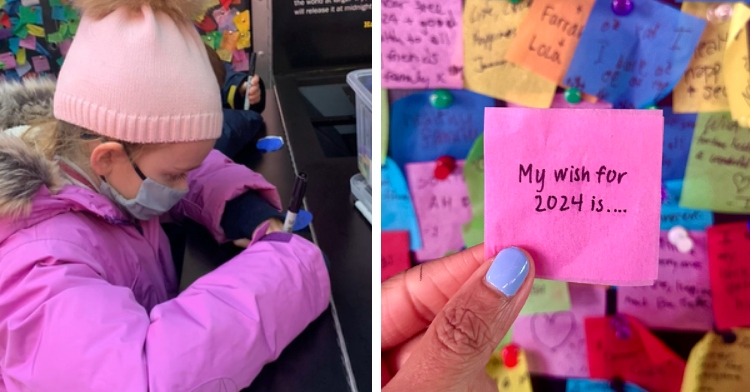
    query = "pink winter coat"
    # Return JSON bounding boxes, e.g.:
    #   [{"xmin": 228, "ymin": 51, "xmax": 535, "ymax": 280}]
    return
[{"xmin": 0, "ymin": 135, "xmax": 331, "ymax": 391}]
